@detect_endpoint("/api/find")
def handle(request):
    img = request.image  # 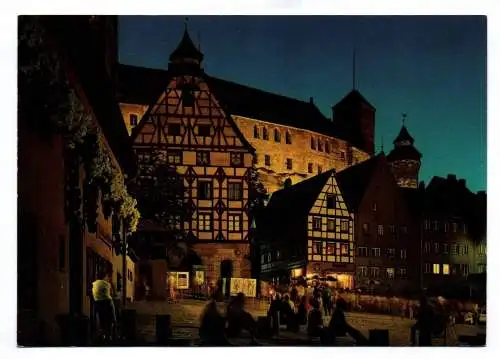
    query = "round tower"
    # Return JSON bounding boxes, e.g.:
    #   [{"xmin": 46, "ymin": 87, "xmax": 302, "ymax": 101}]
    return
[{"xmin": 387, "ymin": 114, "xmax": 422, "ymax": 188}]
